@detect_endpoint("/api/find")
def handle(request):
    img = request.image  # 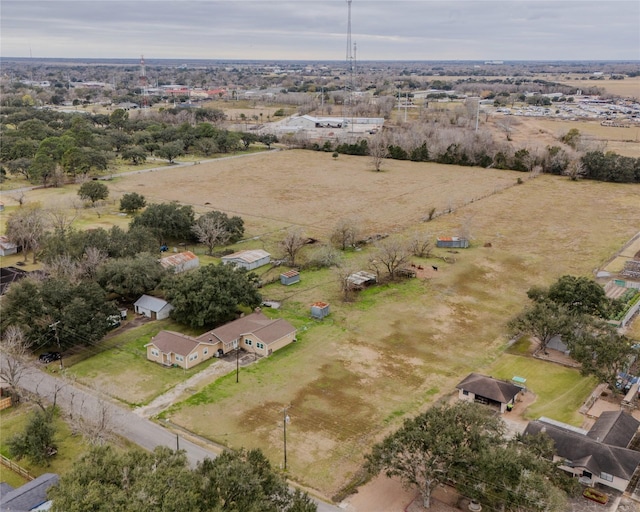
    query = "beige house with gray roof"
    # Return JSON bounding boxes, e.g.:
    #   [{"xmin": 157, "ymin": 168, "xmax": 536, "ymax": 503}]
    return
[{"xmin": 145, "ymin": 311, "xmax": 296, "ymax": 368}]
